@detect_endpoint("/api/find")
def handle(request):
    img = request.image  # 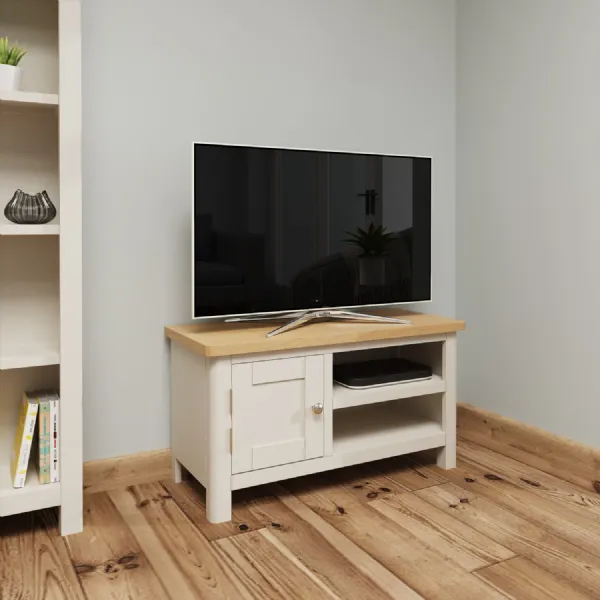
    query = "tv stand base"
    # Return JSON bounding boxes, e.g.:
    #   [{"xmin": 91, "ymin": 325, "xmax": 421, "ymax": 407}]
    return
[
  {"xmin": 165, "ymin": 311, "xmax": 465, "ymax": 524},
  {"xmin": 226, "ymin": 309, "xmax": 412, "ymax": 337}
]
